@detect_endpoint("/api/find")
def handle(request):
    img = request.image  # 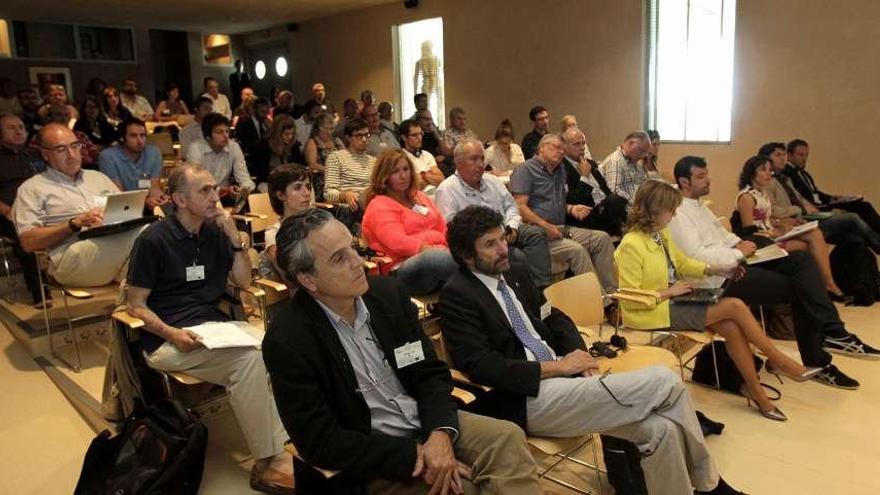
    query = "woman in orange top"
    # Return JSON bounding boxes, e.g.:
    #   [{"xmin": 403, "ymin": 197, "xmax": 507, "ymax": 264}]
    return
[{"xmin": 362, "ymin": 149, "xmax": 458, "ymax": 295}]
